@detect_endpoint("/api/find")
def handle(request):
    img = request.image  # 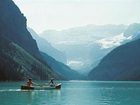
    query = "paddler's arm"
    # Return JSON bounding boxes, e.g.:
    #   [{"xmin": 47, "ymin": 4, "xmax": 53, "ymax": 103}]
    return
[{"xmin": 32, "ymin": 82, "xmax": 39, "ymax": 86}]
